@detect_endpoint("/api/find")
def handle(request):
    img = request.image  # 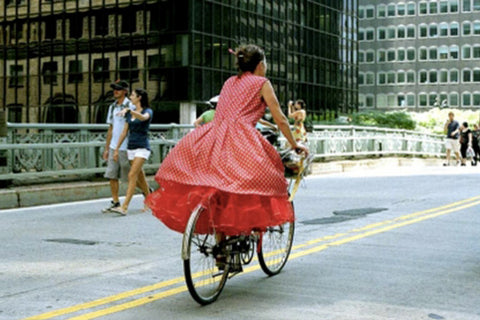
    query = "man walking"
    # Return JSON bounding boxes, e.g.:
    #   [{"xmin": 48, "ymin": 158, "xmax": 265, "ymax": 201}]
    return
[
  {"xmin": 443, "ymin": 111, "xmax": 460, "ymax": 166},
  {"xmin": 102, "ymin": 80, "xmax": 135, "ymax": 213}
]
